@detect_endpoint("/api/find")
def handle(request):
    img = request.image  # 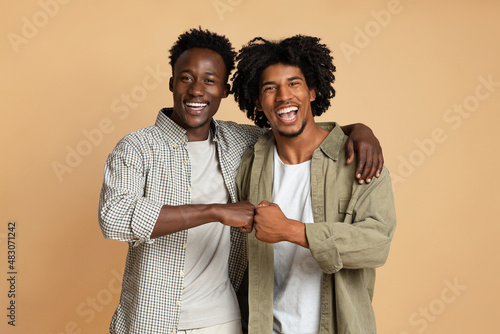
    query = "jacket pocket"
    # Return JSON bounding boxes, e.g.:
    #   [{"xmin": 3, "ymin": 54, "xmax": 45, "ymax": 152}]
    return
[{"xmin": 338, "ymin": 197, "xmax": 357, "ymax": 223}]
